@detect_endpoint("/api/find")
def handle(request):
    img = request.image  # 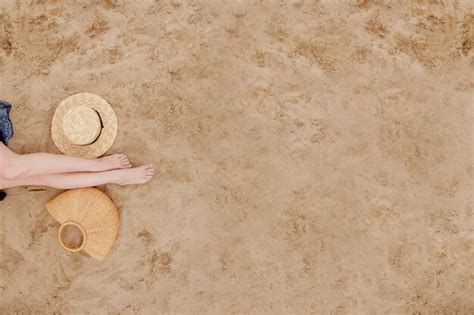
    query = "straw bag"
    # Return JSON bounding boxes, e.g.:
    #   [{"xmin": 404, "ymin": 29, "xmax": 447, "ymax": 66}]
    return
[{"xmin": 46, "ymin": 188, "xmax": 120, "ymax": 261}]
